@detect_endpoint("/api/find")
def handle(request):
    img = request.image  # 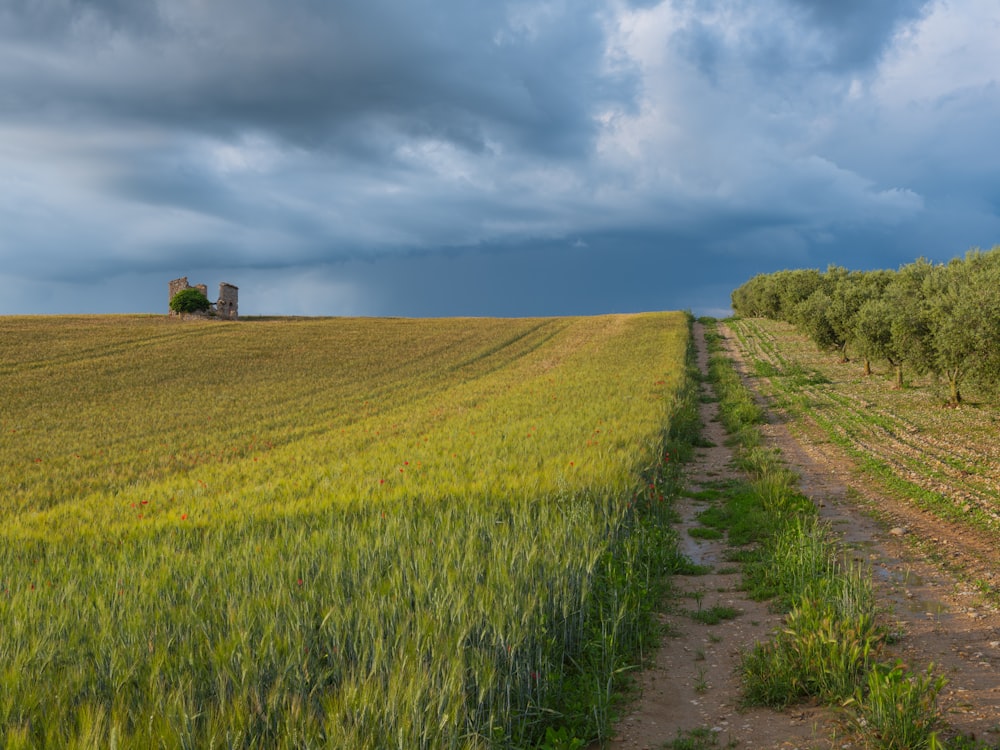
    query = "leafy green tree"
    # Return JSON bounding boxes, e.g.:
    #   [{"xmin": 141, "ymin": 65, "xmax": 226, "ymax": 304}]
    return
[
  {"xmin": 170, "ymin": 288, "xmax": 211, "ymax": 314},
  {"xmin": 781, "ymin": 267, "xmax": 887, "ymax": 363},
  {"xmin": 852, "ymin": 291, "xmax": 894, "ymax": 380},
  {"xmin": 883, "ymin": 259, "xmax": 935, "ymax": 389},
  {"xmin": 731, "ymin": 269, "xmax": 824, "ymax": 321},
  {"xmin": 730, "ymin": 250, "xmax": 1000, "ymax": 404},
  {"xmin": 795, "ymin": 285, "xmax": 839, "ymax": 352},
  {"xmin": 732, "ymin": 273, "xmax": 782, "ymax": 317},
  {"xmin": 830, "ymin": 269, "xmax": 893, "ymax": 374},
  {"xmin": 971, "ymin": 248, "xmax": 1000, "ymax": 396},
  {"xmin": 923, "ymin": 248, "xmax": 1000, "ymax": 404},
  {"xmin": 850, "ymin": 263, "xmax": 931, "ymax": 388},
  {"xmin": 791, "ymin": 265, "xmax": 866, "ymax": 359},
  {"xmin": 775, "ymin": 268, "xmax": 824, "ymax": 324}
]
